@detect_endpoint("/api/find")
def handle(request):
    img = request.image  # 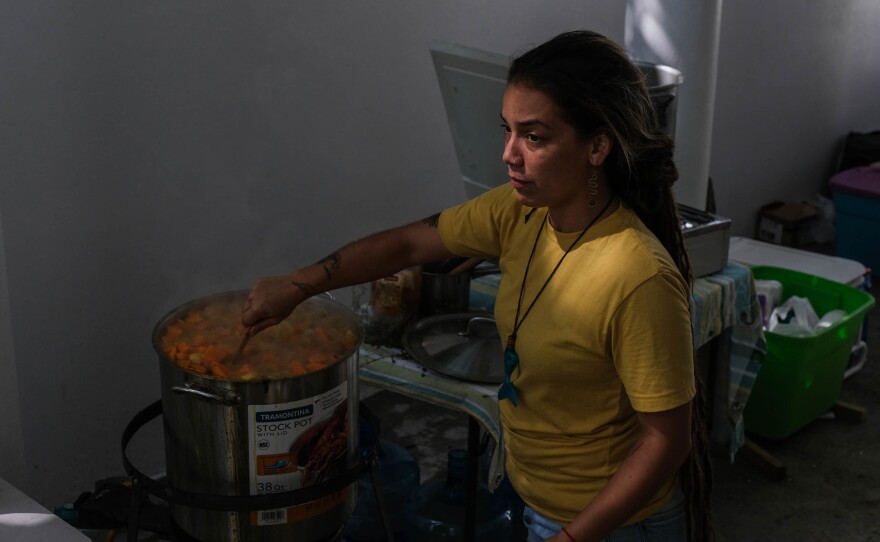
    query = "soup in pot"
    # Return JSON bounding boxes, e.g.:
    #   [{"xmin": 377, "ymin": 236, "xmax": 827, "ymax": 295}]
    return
[{"xmin": 159, "ymin": 294, "xmax": 360, "ymax": 381}]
